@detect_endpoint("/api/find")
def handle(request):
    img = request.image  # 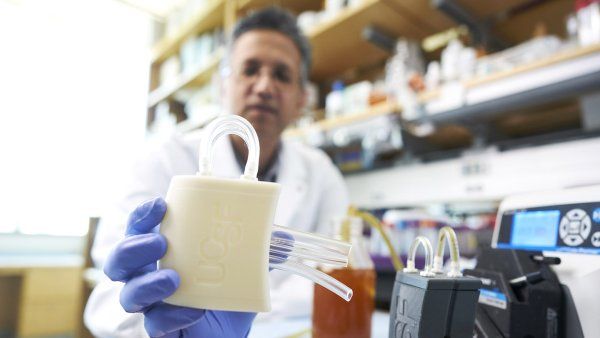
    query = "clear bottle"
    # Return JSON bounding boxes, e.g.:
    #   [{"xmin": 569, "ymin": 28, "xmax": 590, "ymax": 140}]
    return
[
  {"xmin": 312, "ymin": 216, "xmax": 376, "ymax": 338},
  {"xmin": 325, "ymin": 81, "xmax": 345, "ymax": 120}
]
